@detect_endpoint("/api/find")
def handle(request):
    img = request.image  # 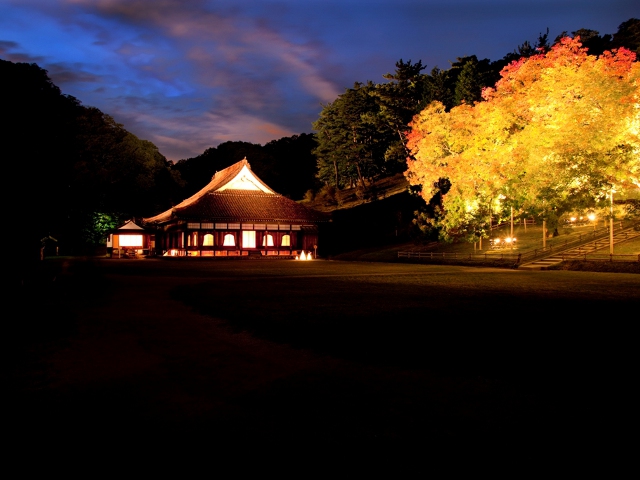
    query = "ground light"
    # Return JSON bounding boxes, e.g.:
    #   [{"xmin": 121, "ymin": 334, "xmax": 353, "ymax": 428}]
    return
[{"xmin": 490, "ymin": 237, "xmax": 517, "ymax": 249}]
